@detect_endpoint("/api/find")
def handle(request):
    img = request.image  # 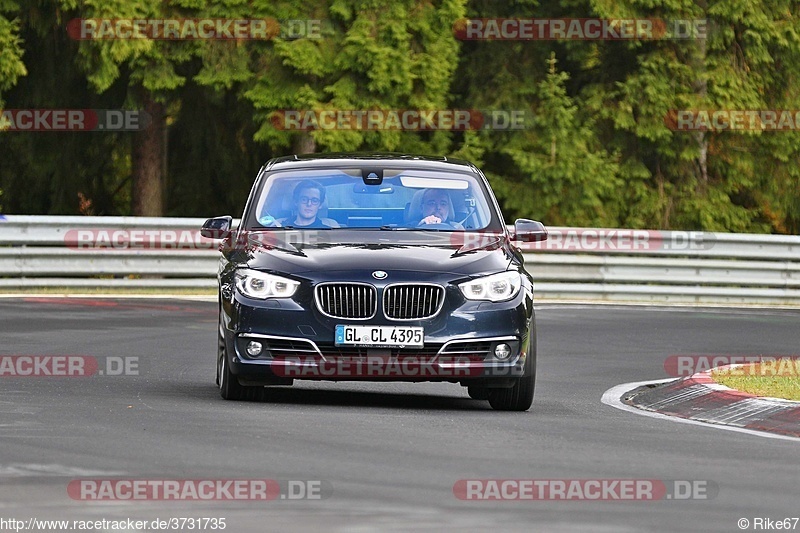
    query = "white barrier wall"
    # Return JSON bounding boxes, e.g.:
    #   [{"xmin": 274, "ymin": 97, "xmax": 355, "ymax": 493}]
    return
[{"xmin": 1, "ymin": 215, "xmax": 799, "ymax": 304}]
